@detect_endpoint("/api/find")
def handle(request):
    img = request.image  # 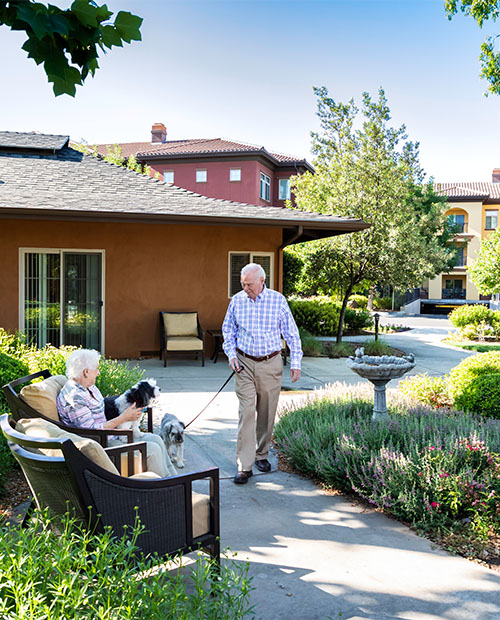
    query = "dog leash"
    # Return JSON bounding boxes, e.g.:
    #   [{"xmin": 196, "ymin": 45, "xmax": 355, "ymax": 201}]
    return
[{"xmin": 184, "ymin": 366, "xmax": 242, "ymax": 429}]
